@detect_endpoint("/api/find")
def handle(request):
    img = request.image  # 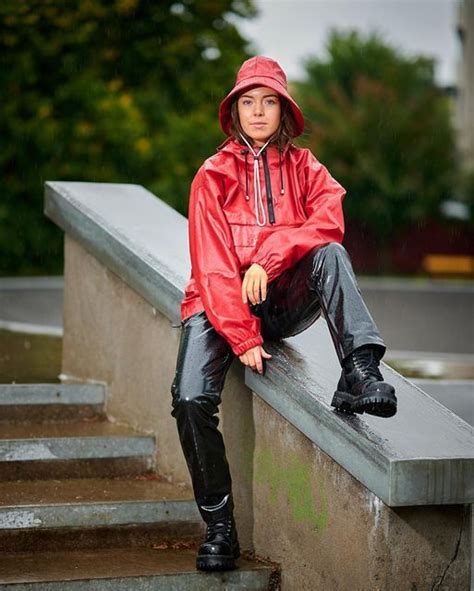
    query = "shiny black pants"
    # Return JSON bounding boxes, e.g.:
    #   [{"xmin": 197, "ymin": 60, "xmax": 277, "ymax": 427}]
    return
[{"xmin": 170, "ymin": 242, "xmax": 385, "ymax": 507}]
